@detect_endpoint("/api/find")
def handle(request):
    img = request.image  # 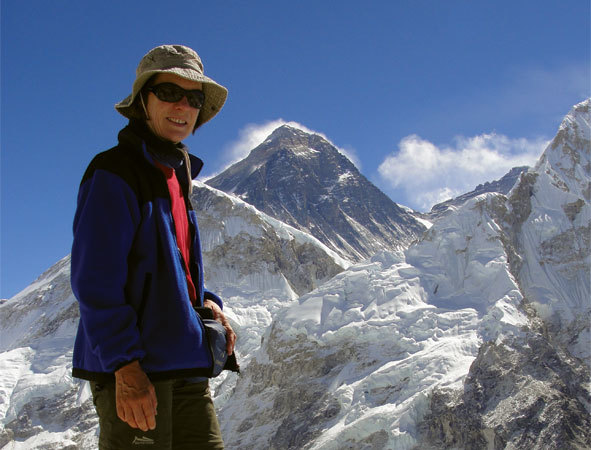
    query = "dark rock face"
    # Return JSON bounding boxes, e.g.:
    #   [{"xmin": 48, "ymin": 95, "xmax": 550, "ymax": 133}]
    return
[
  {"xmin": 417, "ymin": 334, "xmax": 591, "ymax": 450},
  {"xmin": 207, "ymin": 125, "xmax": 426, "ymax": 261}
]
